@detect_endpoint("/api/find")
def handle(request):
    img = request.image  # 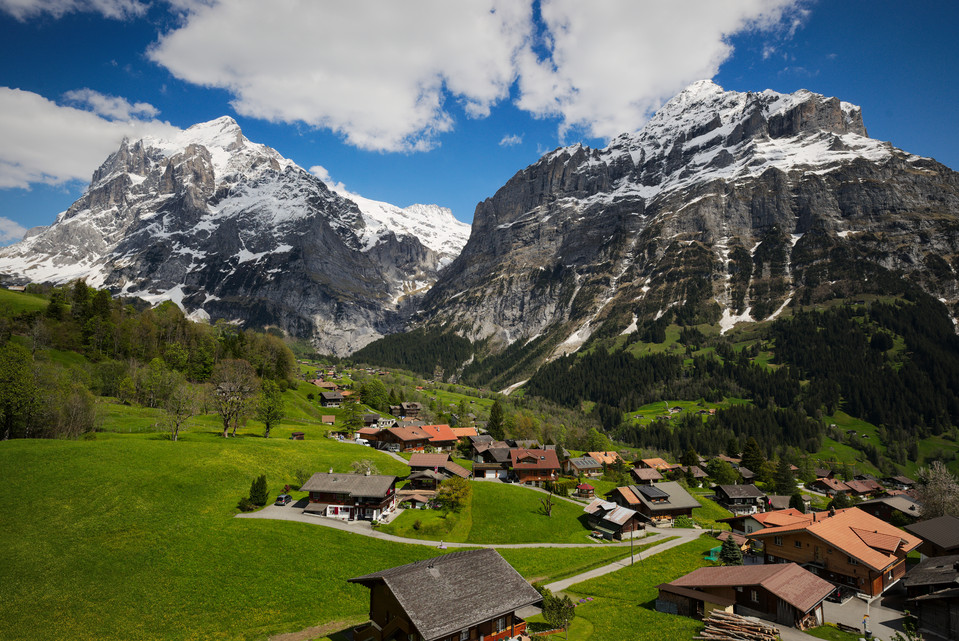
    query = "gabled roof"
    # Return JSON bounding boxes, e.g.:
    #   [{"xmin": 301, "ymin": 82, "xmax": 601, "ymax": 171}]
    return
[
  {"xmin": 716, "ymin": 484, "xmax": 766, "ymax": 499},
  {"xmin": 451, "ymin": 427, "xmax": 478, "ymax": 439},
  {"xmin": 588, "ymin": 451, "xmax": 622, "ymax": 466},
  {"xmin": 903, "ymin": 553, "xmax": 959, "ymax": 588},
  {"xmin": 858, "ymin": 494, "xmax": 921, "ymax": 515},
  {"xmin": 749, "ymin": 507, "xmax": 922, "ymax": 572},
  {"xmin": 301, "ymin": 473, "xmax": 396, "ymax": 498},
  {"xmin": 753, "ymin": 508, "xmax": 812, "ymax": 528},
  {"xmin": 845, "ymin": 479, "xmax": 883, "ymax": 494},
  {"xmin": 409, "ymin": 453, "xmax": 451, "ymax": 469},
  {"xmin": 631, "ymin": 467, "xmax": 664, "ymax": 482},
  {"xmin": 667, "ymin": 563, "xmax": 834, "ymax": 614},
  {"xmin": 388, "ymin": 426, "xmax": 430, "ymax": 443},
  {"xmin": 421, "ymin": 424, "xmax": 458, "ymax": 443},
  {"xmin": 905, "ymin": 515, "xmax": 959, "ymax": 551},
  {"xmin": 583, "ymin": 499, "xmax": 638, "ymax": 527},
  {"xmin": 348, "ymin": 549, "xmax": 541, "ymax": 641},
  {"xmin": 568, "ymin": 456, "xmax": 602, "ymax": 470},
  {"xmin": 510, "ymin": 448, "xmax": 560, "ymax": 470},
  {"xmin": 625, "ymin": 481, "xmax": 700, "ymax": 512},
  {"xmin": 641, "ymin": 457, "xmax": 677, "ymax": 470},
  {"xmin": 813, "ymin": 477, "xmax": 851, "ymax": 492}
]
